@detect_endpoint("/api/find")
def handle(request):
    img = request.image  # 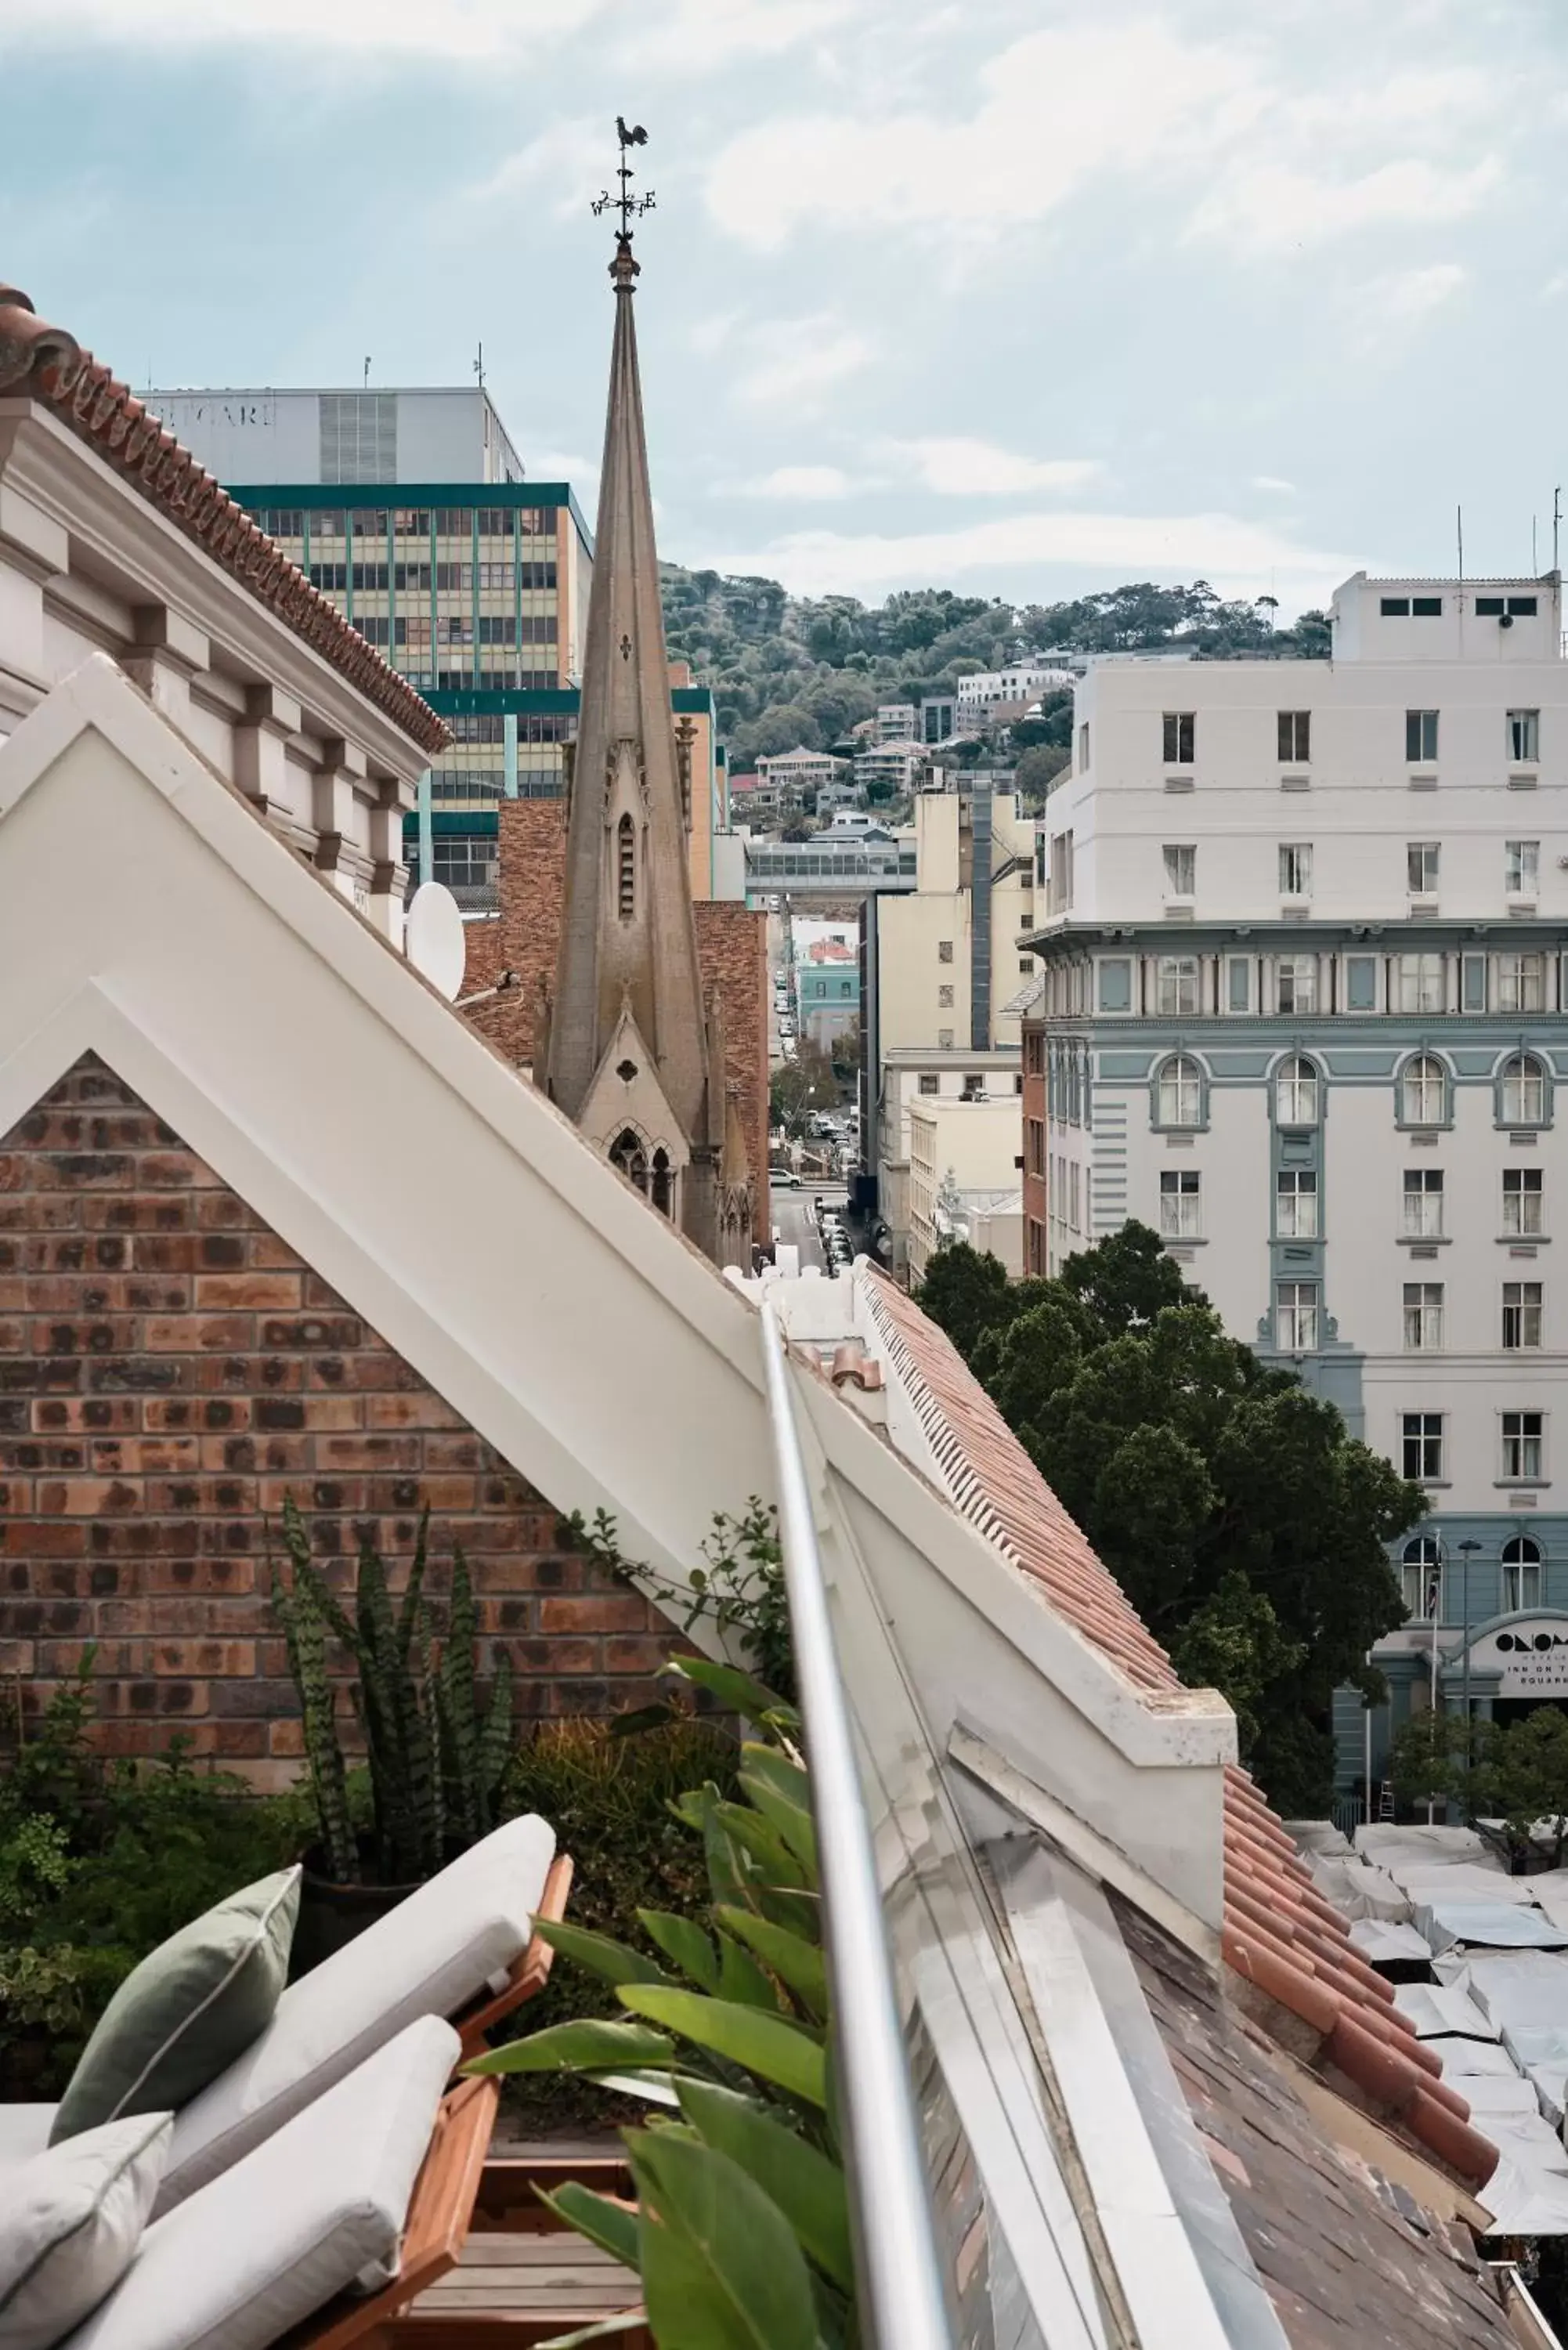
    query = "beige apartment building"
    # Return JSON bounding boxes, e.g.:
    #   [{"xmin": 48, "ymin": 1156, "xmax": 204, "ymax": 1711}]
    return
[{"xmin": 907, "ymin": 1093, "xmax": 1025, "ymax": 1280}]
